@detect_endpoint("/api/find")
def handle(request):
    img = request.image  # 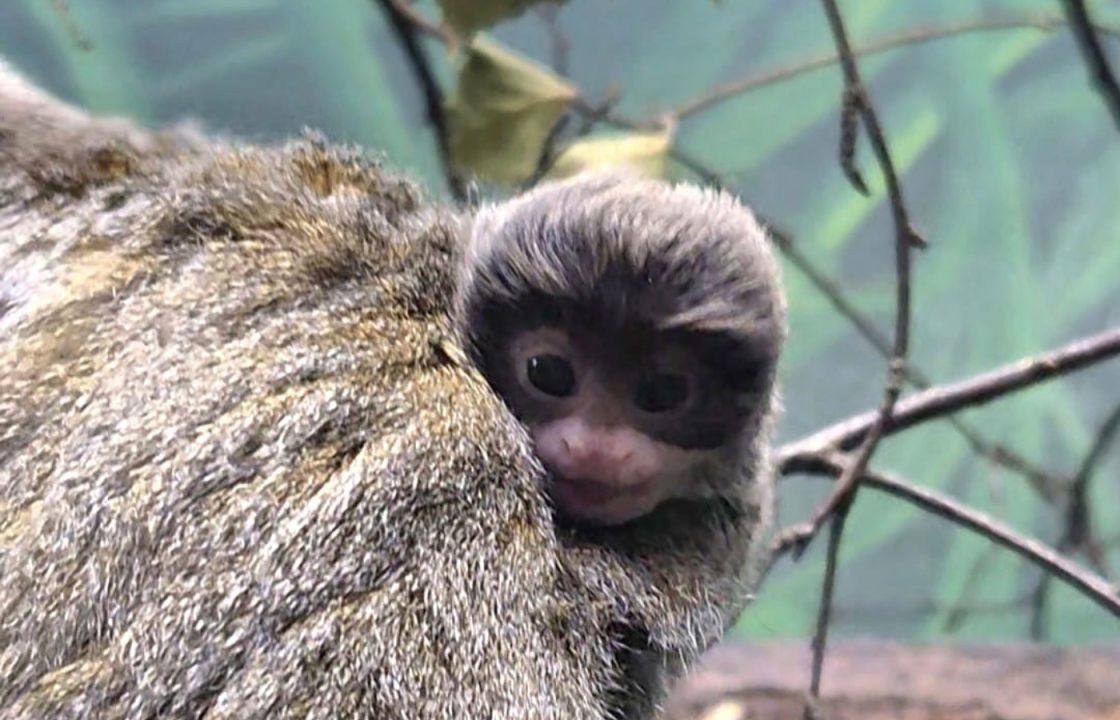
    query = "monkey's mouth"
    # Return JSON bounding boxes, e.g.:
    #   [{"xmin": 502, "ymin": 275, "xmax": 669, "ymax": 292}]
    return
[{"xmin": 548, "ymin": 474, "xmax": 658, "ymax": 526}]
